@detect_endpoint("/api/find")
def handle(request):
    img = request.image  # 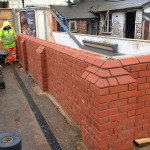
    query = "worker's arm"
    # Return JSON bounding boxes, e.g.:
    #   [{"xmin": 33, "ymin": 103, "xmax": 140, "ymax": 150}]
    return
[
  {"xmin": 0, "ymin": 29, "xmax": 3, "ymax": 42},
  {"xmin": 13, "ymin": 27, "xmax": 17, "ymax": 39}
]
